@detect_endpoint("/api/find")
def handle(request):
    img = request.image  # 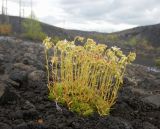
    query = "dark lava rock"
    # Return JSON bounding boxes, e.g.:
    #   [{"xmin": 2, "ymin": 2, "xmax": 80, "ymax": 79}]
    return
[
  {"xmin": 22, "ymin": 109, "xmax": 39, "ymax": 119},
  {"xmin": 0, "ymin": 64, "xmax": 5, "ymax": 74},
  {"xmin": 22, "ymin": 58, "xmax": 30, "ymax": 65},
  {"xmin": 12, "ymin": 63, "xmax": 36, "ymax": 73},
  {"xmin": 142, "ymin": 122, "xmax": 158, "ymax": 129},
  {"xmin": 123, "ymin": 76, "xmax": 137, "ymax": 86},
  {"xmin": 28, "ymin": 70, "xmax": 46, "ymax": 87},
  {"xmin": 0, "ymin": 54, "xmax": 5, "ymax": 74},
  {"xmin": 0, "ymin": 82, "xmax": 6, "ymax": 98},
  {"xmin": 23, "ymin": 100, "xmax": 36, "ymax": 110},
  {"xmin": 9, "ymin": 107, "xmax": 38, "ymax": 120},
  {"xmin": 9, "ymin": 70, "xmax": 27, "ymax": 85},
  {"xmin": 0, "ymin": 122, "xmax": 12, "ymax": 129},
  {"xmin": 24, "ymin": 53, "xmax": 37, "ymax": 61},
  {"xmin": 0, "ymin": 54, "xmax": 4, "ymax": 62},
  {"xmin": 0, "ymin": 82, "xmax": 20, "ymax": 104},
  {"xmin": 142, "ymin": 95, "xmax": 160, "ymax": 109},
  {"xmin": 28, "ymin": 121, "xmax": 48, "ymax": 129},
  {"xmin": 96, "ymin": 116, "xmax": 133, "ymax": 129},
  {"xmin": 21, "ymin": 101, "xmax": 38, "ymax": 119},
  {"xmin": 14, "ymin": 122, "xmax": 29, "ymax": 129},
  {"xmin": 9, "ymin": 110, "xmax": 23, "ymax": 119},
  {"xmin": 6, "ymin": 79, "xmax": 20, "ymax": 88},
  {"xmin": 28, "ymin": 70, "xmax": 46, "ymax": 82},
  {"xmin": 14, "ymin": 122, "xmax": 47, "ymax": 129}
]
